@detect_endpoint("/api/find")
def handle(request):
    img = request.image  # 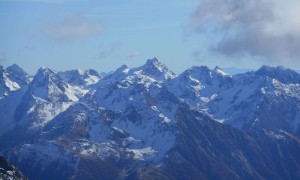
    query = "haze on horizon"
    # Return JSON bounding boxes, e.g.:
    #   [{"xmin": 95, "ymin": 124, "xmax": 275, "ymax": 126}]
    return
[{"xmin": 1, "ymin": 0, "xmax": 300, "ymax": 74}]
